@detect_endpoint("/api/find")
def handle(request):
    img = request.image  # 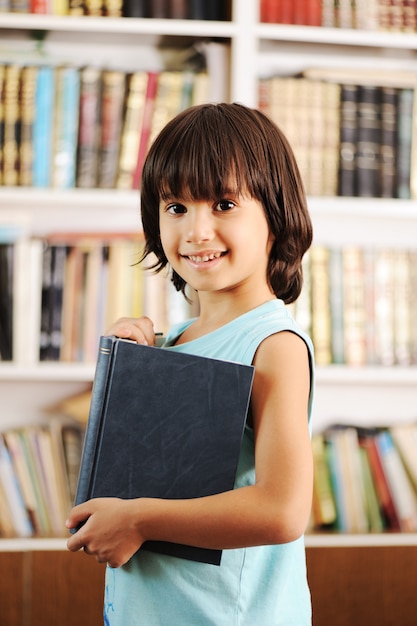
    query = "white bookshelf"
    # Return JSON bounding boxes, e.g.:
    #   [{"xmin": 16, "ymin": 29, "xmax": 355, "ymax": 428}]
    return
[{"xmin": 1, "ymin": 0, "xmax": 417, "ymax": 550}]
